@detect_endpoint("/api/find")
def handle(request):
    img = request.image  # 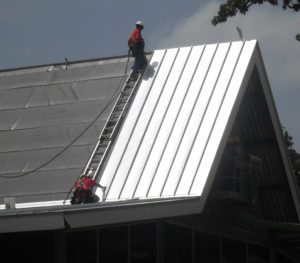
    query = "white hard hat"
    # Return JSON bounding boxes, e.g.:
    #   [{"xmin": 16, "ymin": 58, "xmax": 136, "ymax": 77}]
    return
[{"xmin": 136, "ymin": 21, "xmax": 144, "ymax": 28}]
